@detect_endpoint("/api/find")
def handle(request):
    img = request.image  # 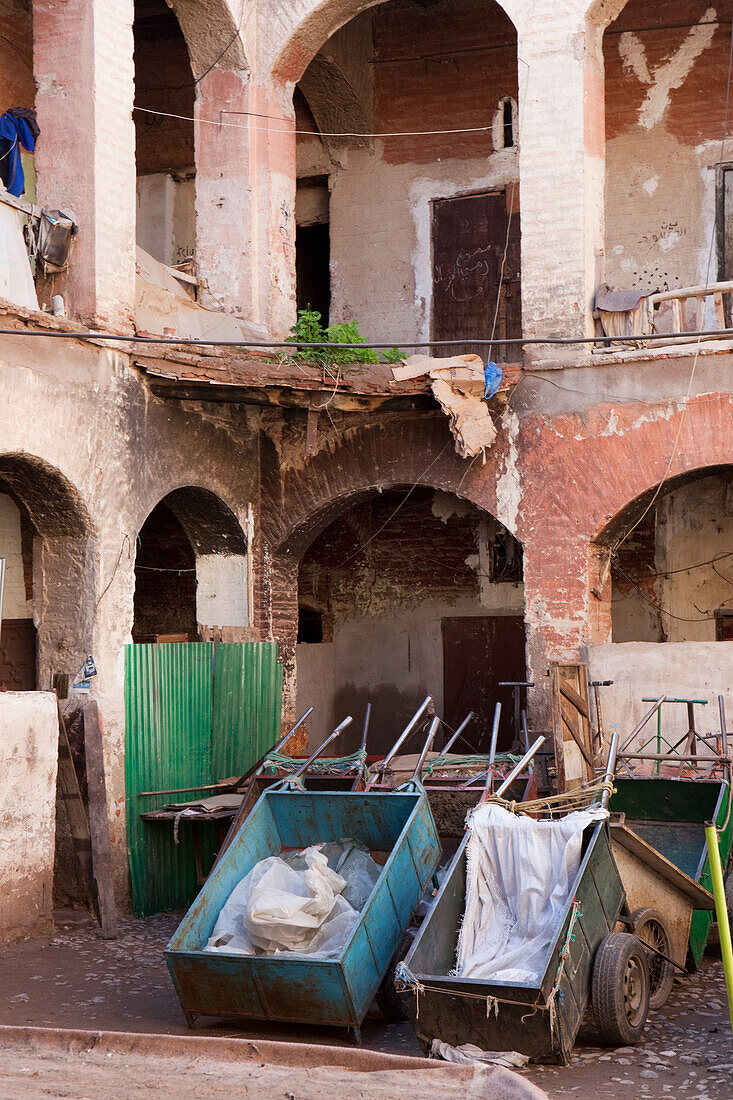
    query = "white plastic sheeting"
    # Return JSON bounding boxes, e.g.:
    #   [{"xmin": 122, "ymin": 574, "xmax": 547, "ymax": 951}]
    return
[
  {"xmin": 456, "ymin": 803, "xmax": 607, "ymax": 984},
  {"xmin": 0, "ymin": 200, "xmax": 38, "ymax": 311},
  {"xmin": 205, "ymin": 841, "xmax": 381, "ymax": 958}
]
